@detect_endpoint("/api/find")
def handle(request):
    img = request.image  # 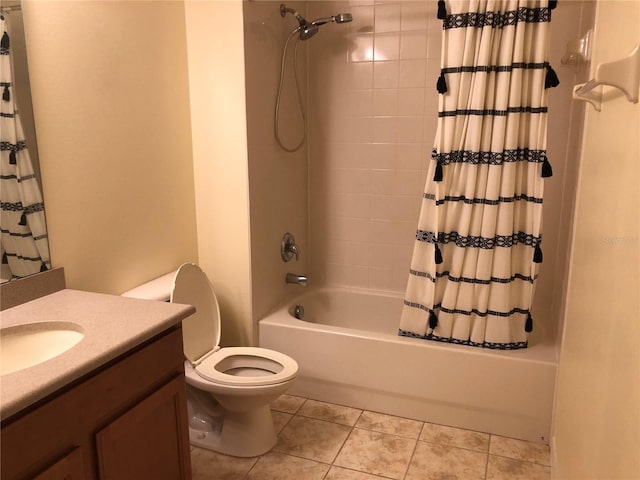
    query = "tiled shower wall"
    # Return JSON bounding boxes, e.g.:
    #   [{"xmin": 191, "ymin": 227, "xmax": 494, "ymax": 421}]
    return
[{"xmin": 308, "ymin": 0, "xmax": 441, "ymax": 292}]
